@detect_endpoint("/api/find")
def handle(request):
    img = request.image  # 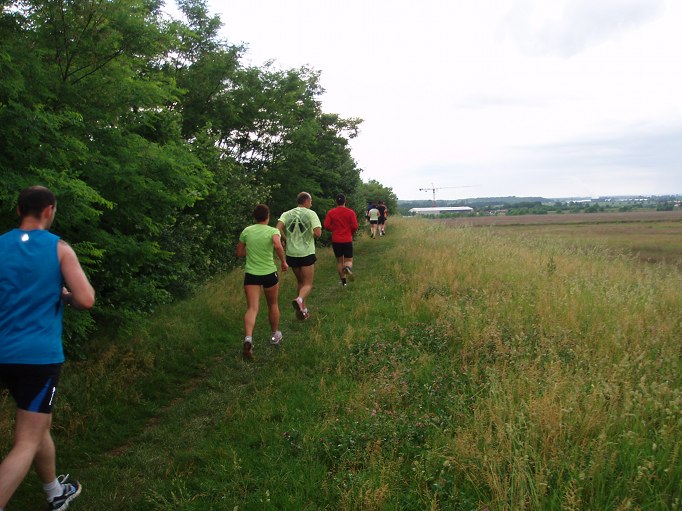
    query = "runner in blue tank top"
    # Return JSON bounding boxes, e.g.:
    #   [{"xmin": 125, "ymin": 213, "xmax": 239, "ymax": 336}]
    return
[{"xmin": 0, "ymin": 186, "xmax": 95, "ymax": 511}]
